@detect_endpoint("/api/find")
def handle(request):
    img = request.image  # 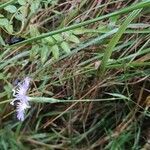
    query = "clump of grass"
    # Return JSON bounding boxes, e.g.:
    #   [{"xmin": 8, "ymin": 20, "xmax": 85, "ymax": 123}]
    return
[{"xmin": 0, "ymin": 0, "xmax": 150, "ymax": 149}]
